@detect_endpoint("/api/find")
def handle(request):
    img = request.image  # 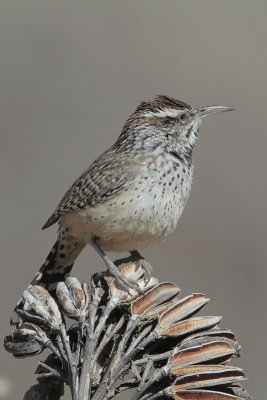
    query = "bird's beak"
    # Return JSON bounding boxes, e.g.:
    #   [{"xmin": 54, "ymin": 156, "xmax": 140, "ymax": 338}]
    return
[{"xmin": 197, "ymin": 105, "xmax": 235, "ymax": 119}]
